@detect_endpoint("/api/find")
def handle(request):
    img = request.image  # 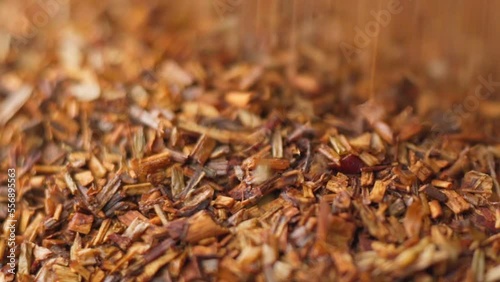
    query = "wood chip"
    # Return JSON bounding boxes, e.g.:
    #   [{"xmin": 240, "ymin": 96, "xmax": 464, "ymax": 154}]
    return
[
  {"xmin": 225, "ymin": 91, "xmax": 253, "ymax": 107},
  {"xmin": 185, "ymin": 211, "xmax": 229, "ymax": 243},
  {"xmin": 2, "ymin": 5, "xmax": 499, "ymax": 280},
  {"xmin": 190, "ymin": 135, "xmax": 217, "ymax": 165},
  {"xmin": 421, "ymin": 184, "xmax": 448, "ymax": 202},
  {"xmin": 134, "ymin": 151, "xmax": 171, "ymax": 178},
  {"xmin": 74, "ymin": 171, "xmax": 94, "ymax": 187},
  {"xmin": 369, "ymin": 180, "xmax": 388, "ymax": 203},
  {"xmin": 428, "ymin": 200, "xmax": 443, "ymax": 219},
  {"xmin": 440, "ymin": 190, "xmax": 472, "ymax": 214},
  {"xmin": 431, "ymin": 179, "xmax": 453, "ymax": 189}
]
